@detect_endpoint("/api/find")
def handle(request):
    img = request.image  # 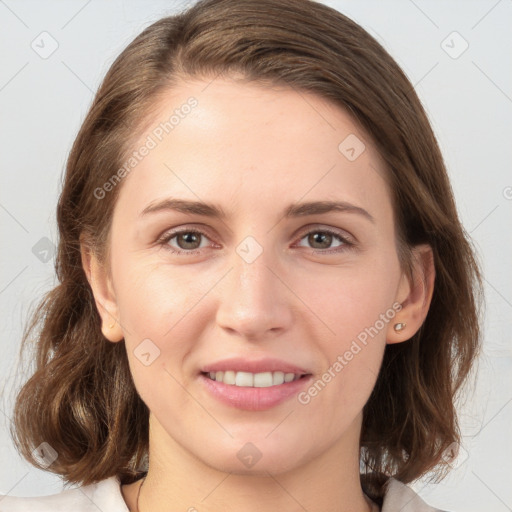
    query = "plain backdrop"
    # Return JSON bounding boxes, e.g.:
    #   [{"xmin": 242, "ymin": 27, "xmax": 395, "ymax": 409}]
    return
[{"xmin": 0, "ymin": 1, "xmax": 511, "ymax": 511}]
